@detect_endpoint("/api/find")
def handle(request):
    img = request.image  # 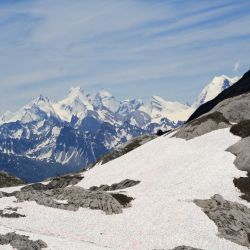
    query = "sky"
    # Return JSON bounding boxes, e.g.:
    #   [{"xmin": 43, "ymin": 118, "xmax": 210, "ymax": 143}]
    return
[{"xmin": 0, "ymin": 0, "xmax": 250, "ymax": 114}]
